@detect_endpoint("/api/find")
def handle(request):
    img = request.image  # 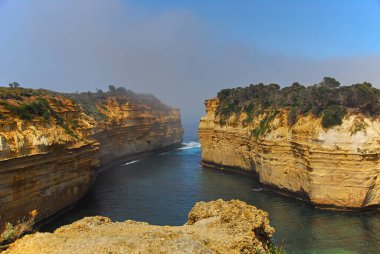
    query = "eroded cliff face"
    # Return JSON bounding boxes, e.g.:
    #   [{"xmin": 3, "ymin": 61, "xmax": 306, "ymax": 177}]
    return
[
  {"xmin": 199, "ymin": 98, "xmax": 380, "ymax": 209},
  {"xmin": 0, "ymin": 88, "xmax": 183, "ymax": 230},
  {"xmin": 92, "ymin": 97, "xmax": 183, "ymax": 165},
  {"xmin": 4, "ymin": 200, "xmax": 275, "ymax": 254}
]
